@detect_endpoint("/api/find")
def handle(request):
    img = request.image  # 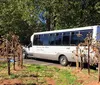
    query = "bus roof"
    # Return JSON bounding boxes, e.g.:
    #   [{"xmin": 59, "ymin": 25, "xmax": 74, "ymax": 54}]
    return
[{"xmin": 33, "ymin": 25, "xmax": 99, "ymax": 35}]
